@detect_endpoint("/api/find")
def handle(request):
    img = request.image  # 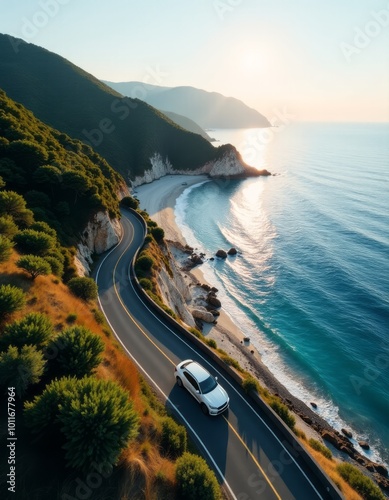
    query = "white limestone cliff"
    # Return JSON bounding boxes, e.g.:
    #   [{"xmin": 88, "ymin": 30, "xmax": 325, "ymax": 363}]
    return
[
  {"xmin": 131, "ymin": 147, "xmax": 258, "ymax": 186},
  {"xmin": 74, "ymin": 211, "xmax": 122, "ymax": 276}
]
